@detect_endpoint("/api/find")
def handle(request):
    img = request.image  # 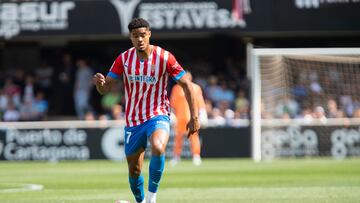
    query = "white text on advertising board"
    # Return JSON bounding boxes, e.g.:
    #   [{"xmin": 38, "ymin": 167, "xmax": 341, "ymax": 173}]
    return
[{"xmin": 0, "ymin": 1, "xmax": 75, "ymax": 39}]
